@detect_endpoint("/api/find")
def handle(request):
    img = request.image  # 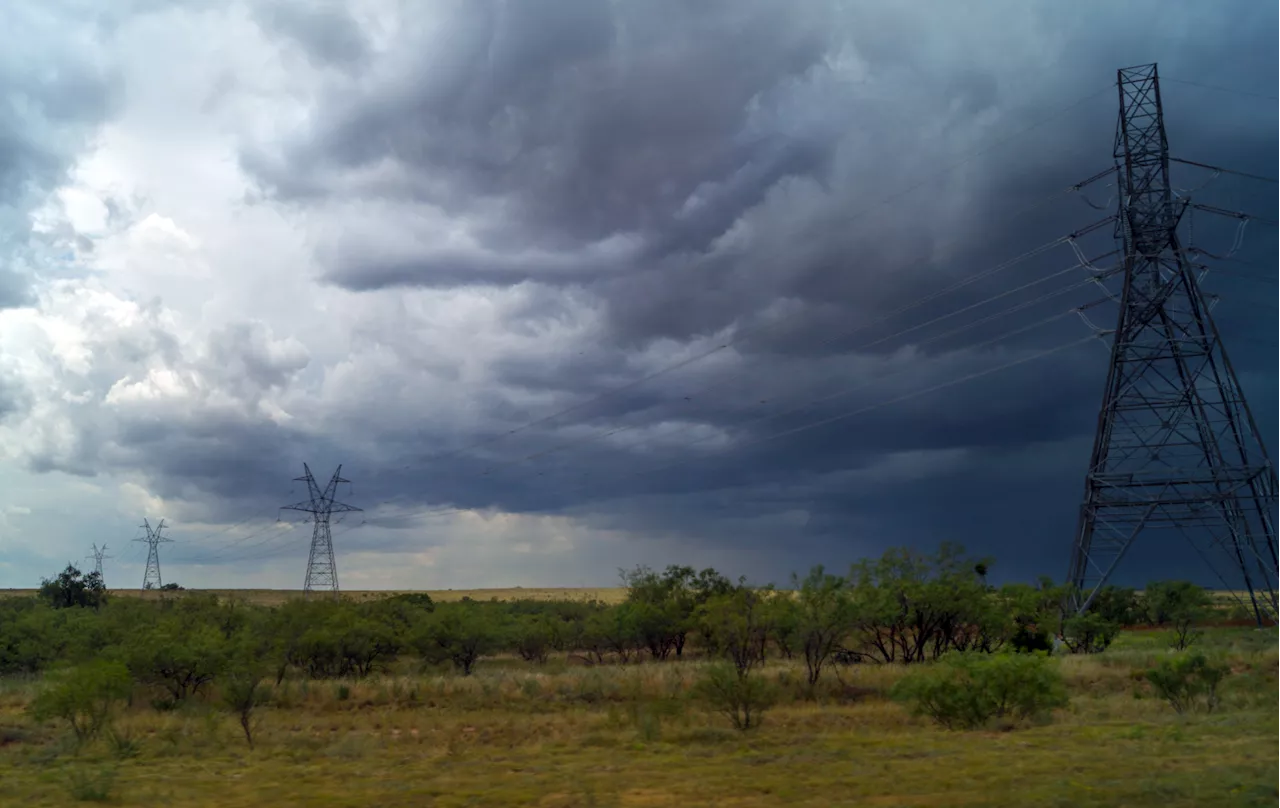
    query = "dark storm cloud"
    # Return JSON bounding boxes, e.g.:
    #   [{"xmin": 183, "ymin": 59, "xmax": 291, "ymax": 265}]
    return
[{"xmin": 18, "ymin": 0, "xmax": 1269, "ymax": 587}]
